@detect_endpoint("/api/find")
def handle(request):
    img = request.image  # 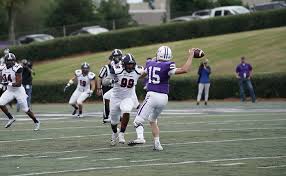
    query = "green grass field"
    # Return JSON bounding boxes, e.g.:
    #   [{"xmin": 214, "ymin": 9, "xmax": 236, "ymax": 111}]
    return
[
  {"xmin": 33, "ymin": 26, "xmax": 286, "ymax": 82},
  {"xmin": 0, "ymin": 101, "xmax": 286, "ymax": 176}
]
